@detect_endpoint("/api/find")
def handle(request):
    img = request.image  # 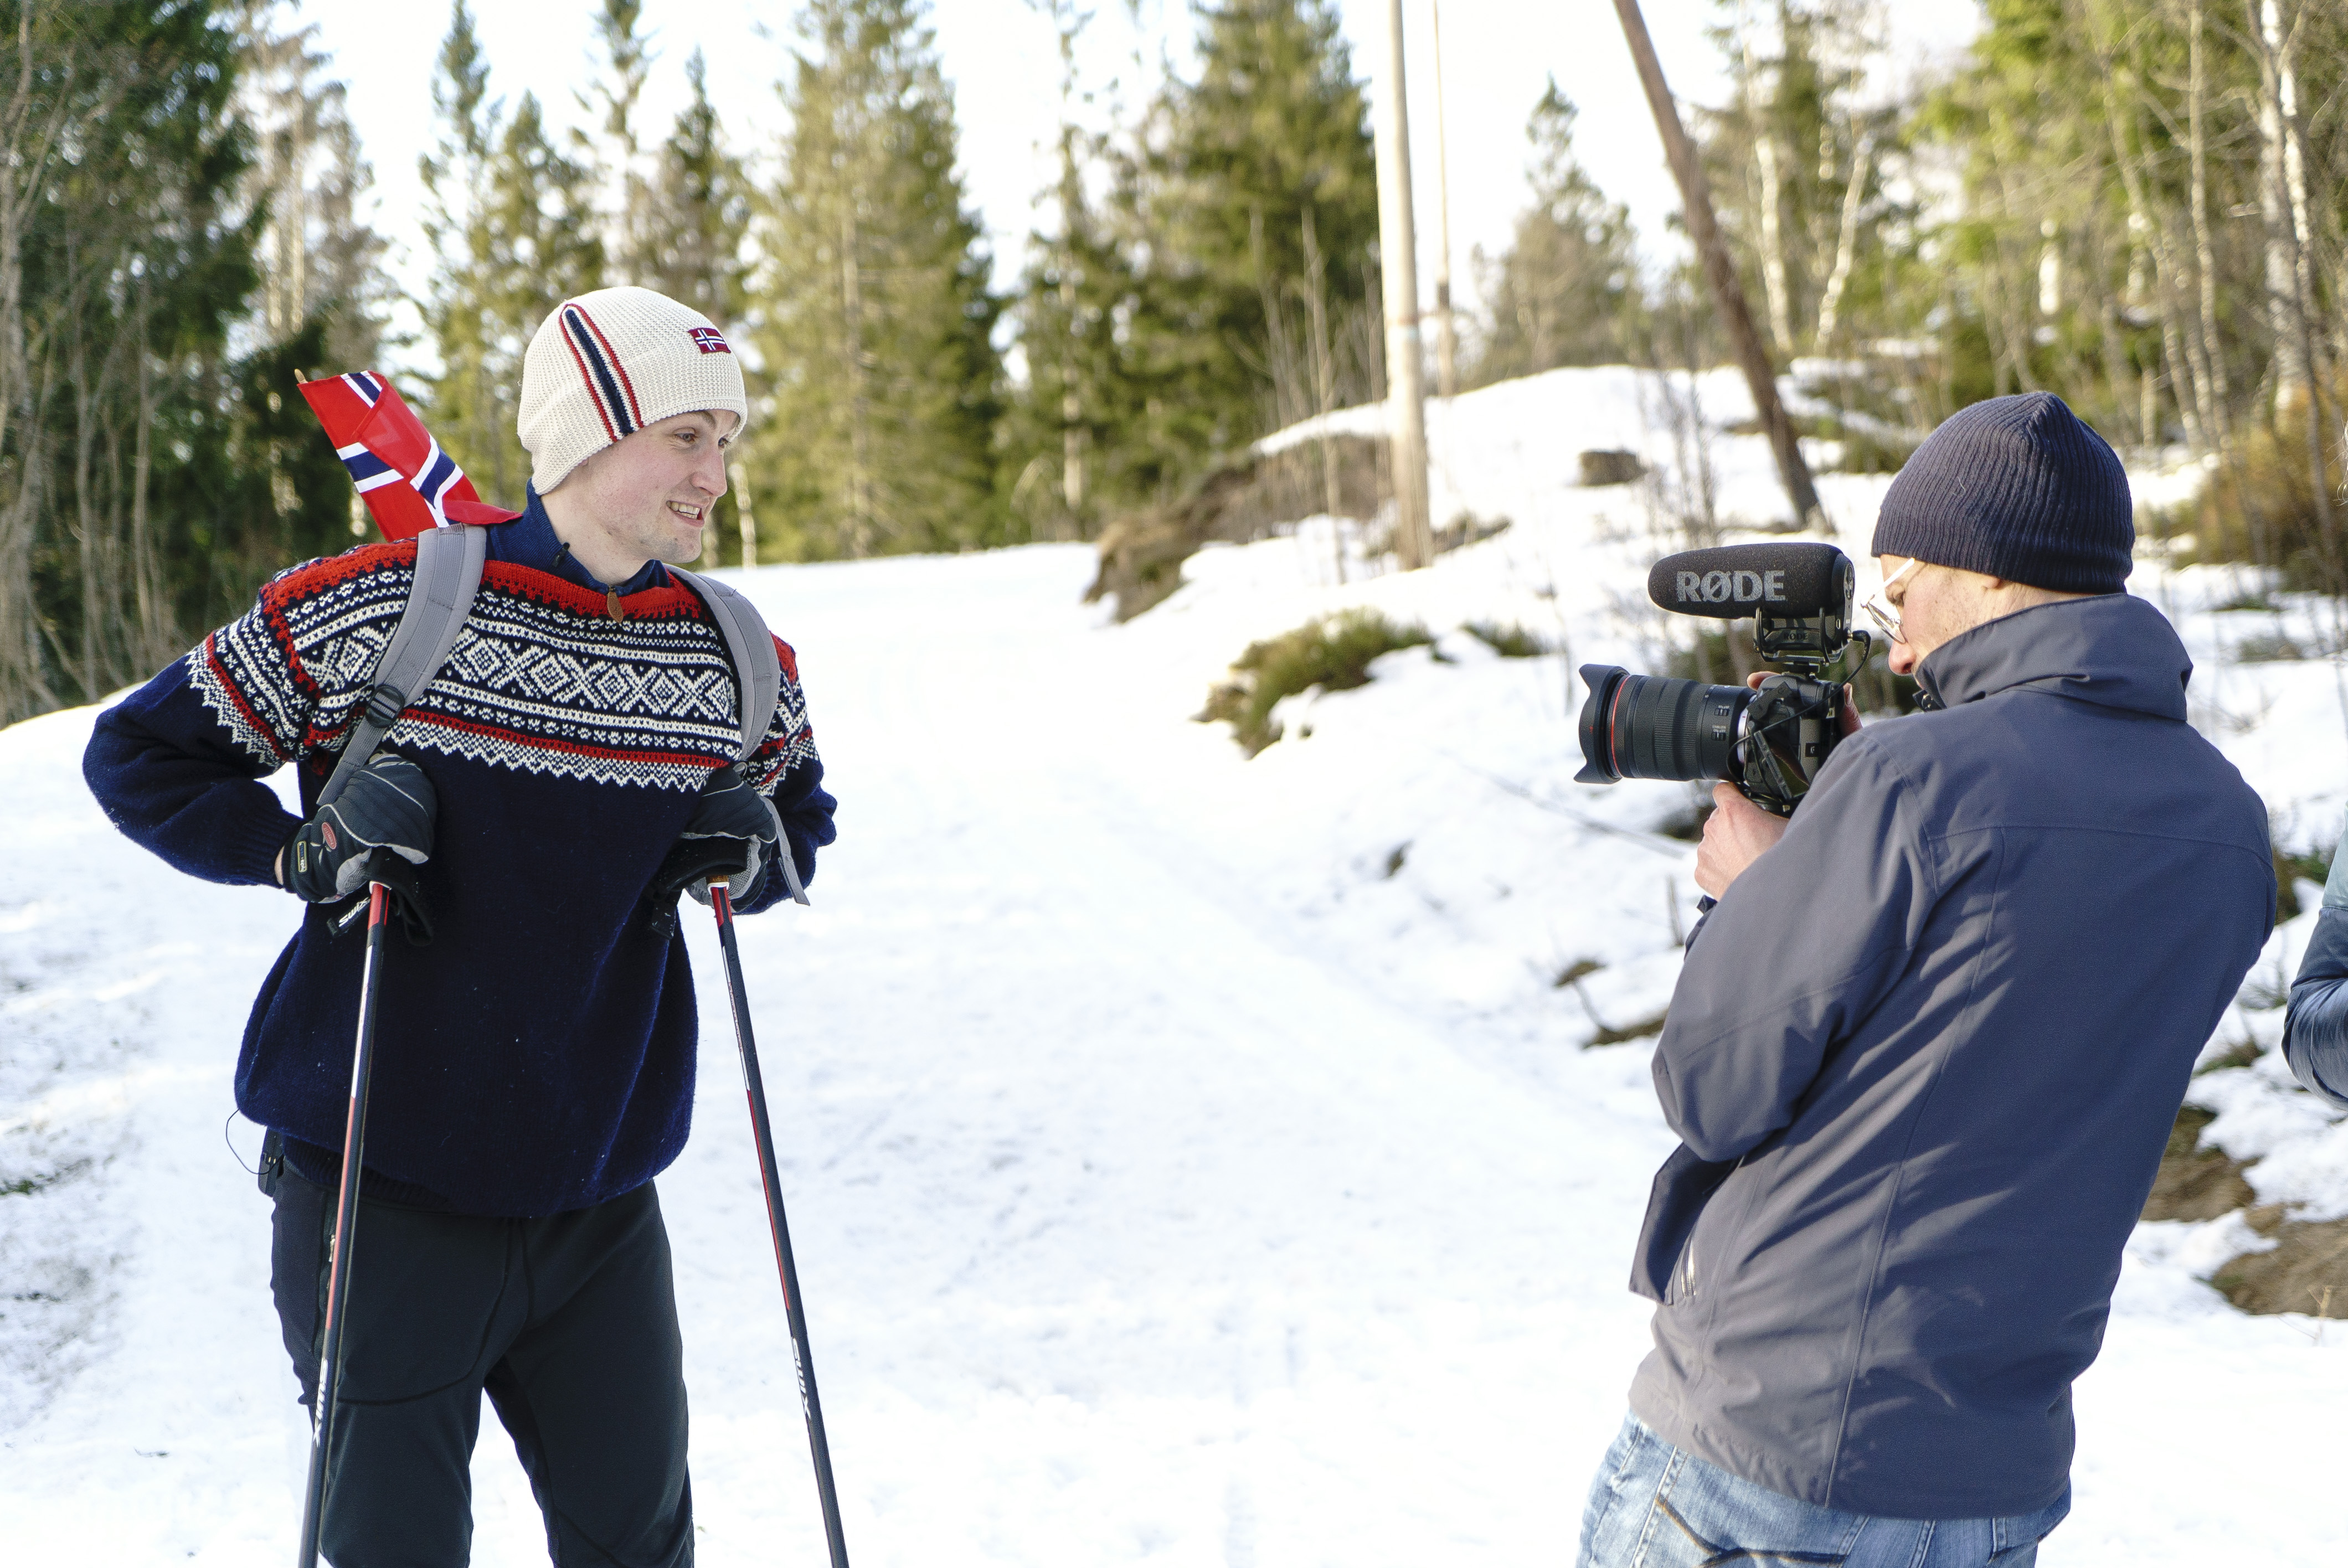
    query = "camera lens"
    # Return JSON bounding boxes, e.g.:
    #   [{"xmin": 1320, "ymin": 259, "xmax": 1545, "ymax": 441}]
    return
[{"xmin": 1575, "ymin": 664, "xmax": 1753, "ymax": 786}]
